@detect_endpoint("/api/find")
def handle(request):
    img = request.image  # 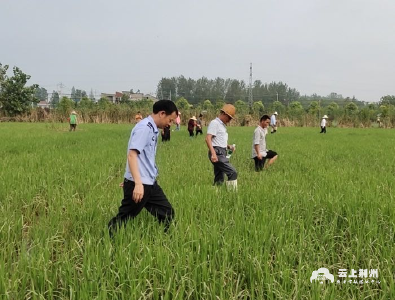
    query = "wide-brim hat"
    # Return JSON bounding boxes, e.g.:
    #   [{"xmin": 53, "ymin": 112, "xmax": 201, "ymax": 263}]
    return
[
  {"xmin": 71, "ymin": 110, "xmax": 77, "ymax": 114},
  {"xmin": 274, "ymin": 111, "xmax": 278, "ymax": 115},
  {"xmin": 322, "ymin": 115, "xmax": 328, "ymax": 119},
  {"xmin": 220, "ymin": 104, "xmax": 236, "ymax": 119},
  {"xmin": 190, "ymin": 116, "xmax": 197, "ymax": 121}
]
